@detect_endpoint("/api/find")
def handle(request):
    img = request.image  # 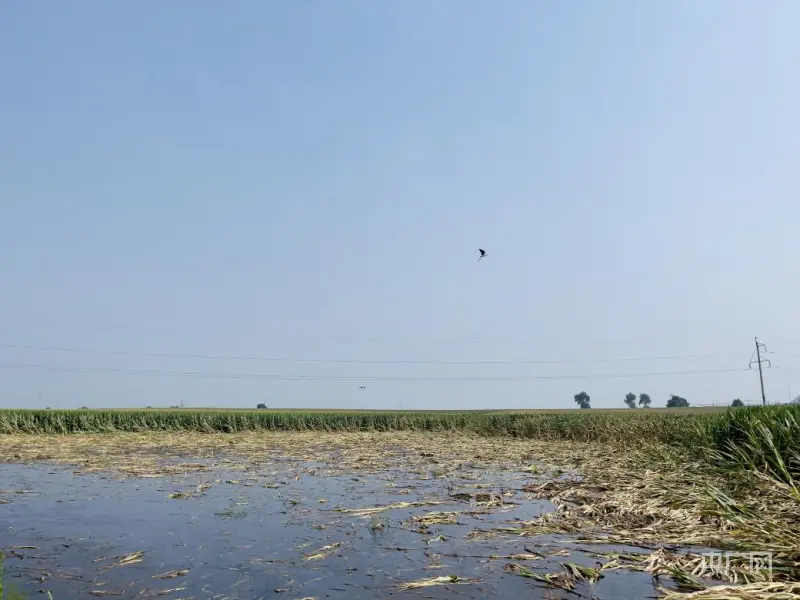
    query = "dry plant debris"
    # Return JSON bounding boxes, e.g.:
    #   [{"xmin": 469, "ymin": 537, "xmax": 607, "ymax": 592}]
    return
[
  {"xmin": 303, "ymin": 542, "xmax": 345, "ymax": 561},
  {"xmin": 394, "ymin": 574, "xmax": 481, "ymax": 590}
]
